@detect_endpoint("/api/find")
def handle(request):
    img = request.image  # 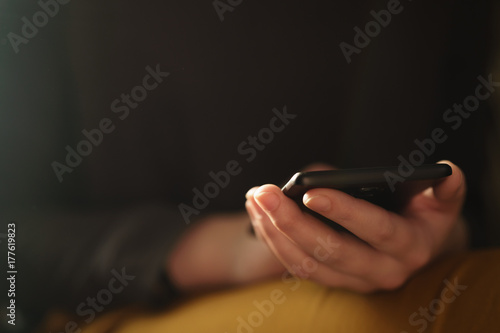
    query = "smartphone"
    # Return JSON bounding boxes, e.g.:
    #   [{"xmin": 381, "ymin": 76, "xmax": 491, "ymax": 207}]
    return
[{"xmin": 281, "ymin": 163, "xmax": 452, "ymax": 232}]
